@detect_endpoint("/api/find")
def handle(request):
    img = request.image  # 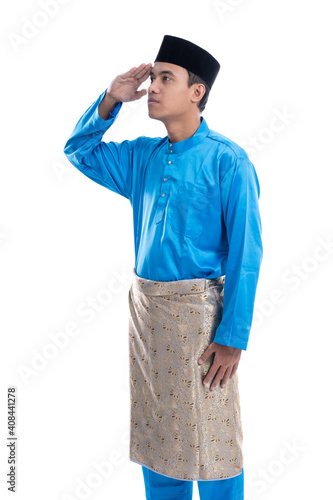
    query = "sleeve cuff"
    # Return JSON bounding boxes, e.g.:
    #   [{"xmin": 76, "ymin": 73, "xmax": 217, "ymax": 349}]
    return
[
  {"xmin": 212, "ymin": 333, "xmax": 248, "ymax": 351},
  {"xmin": 94, "ymin": 89, "xmax": 123, "ymax": 126}
]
